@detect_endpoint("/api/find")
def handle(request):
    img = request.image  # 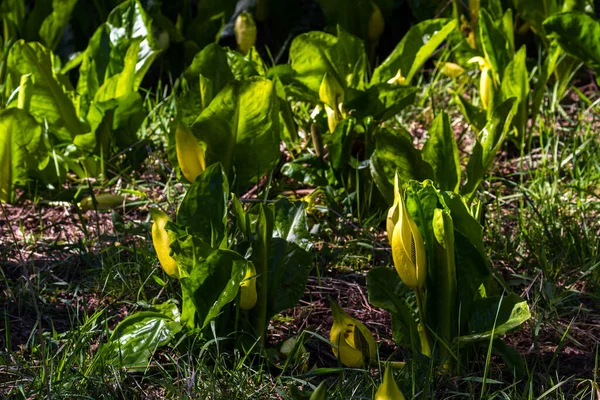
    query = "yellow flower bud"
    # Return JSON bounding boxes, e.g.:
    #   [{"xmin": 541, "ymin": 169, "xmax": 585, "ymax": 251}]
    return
[
  {"xmin": 386, "ymin": 173, "xmax": 401, "ymax": 244},
  {"xmin": 319, "ymin": 73, "xmax": 345, "ymax": 133},
  {"xmin": 390, "ymin": 184, "xmax": 426, "ymax": 289},
  {"xmin": 329, "ymin": 300, "xmax": 376, "ymax": 368},
  {"xmin": 234, "ymin": 12, "xmax": 257, "ymax": 55},
  {"xmin": 375, "ymin": 364, "xmax": 406, "ymax": 400},
  {"xmin": 368, "ymin": 1, "xmax": 385, "ymax": 42},
  {"xmin": 150, "ymin": 208, "xmax": 179, "ymax": 278},
  {"xmin": 468, "ymin": 56, "xmax": 495, "ymax": 110},
  {"xmin": 176, "ymin": 123, "xmax": 206, "ymax": 183},
  {"xmin": 239, "ymin": 263, "xmax": 257, "ymax": 310}
]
